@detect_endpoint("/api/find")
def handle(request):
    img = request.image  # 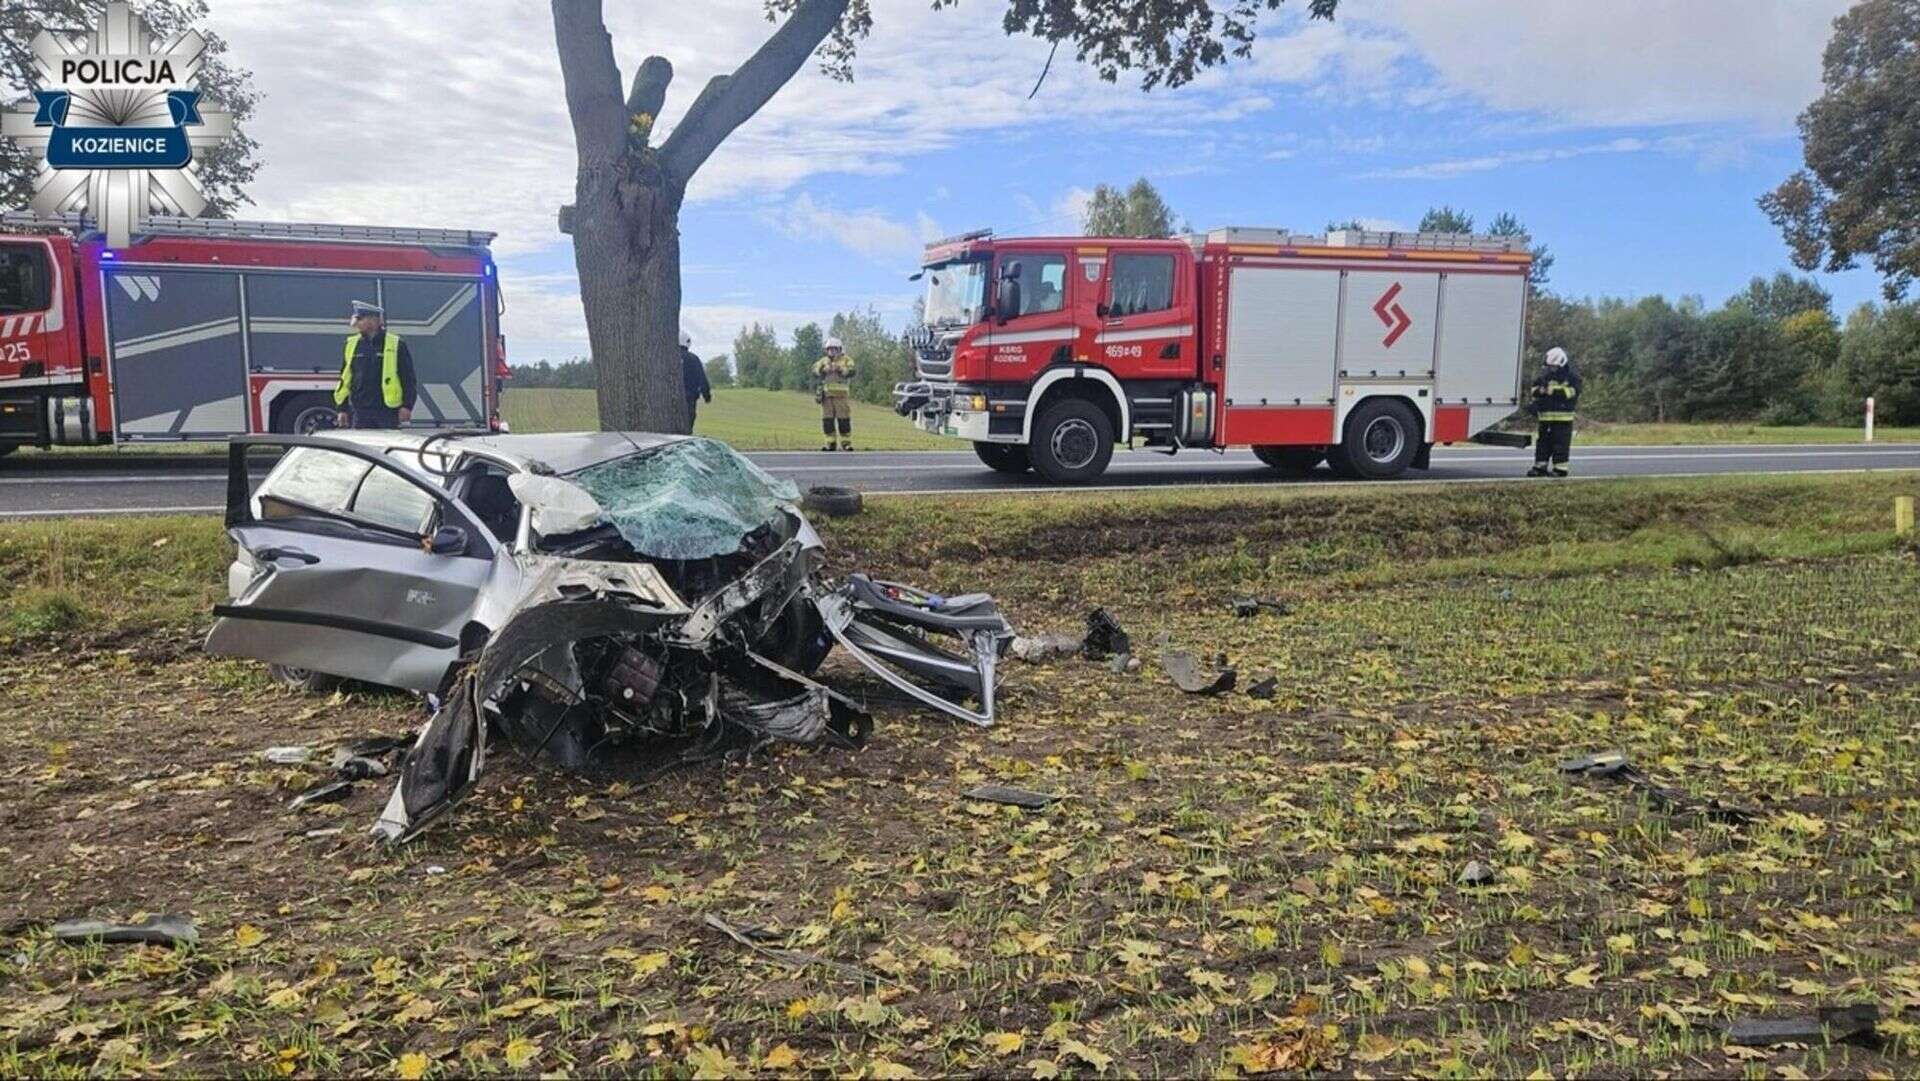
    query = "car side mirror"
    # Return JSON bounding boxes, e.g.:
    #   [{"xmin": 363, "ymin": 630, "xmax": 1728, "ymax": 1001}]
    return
[
  {"xmin": 1095, "ymin": 302, "xmax": 1110, "ymax": 319},
  {"xmin": 426, "ymin": 524, "xmax": 468, "ymax": 555}
]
